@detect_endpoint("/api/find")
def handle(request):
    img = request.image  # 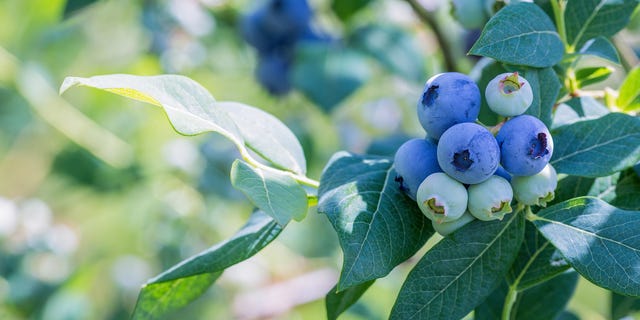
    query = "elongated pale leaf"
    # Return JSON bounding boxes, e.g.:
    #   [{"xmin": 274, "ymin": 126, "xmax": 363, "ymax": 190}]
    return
[
  {"xmin": 231, "ymin": 160, "xmax": 307, "ymax": 226},
  {"xmin": 469, "ymin": 3, "xmax": 564, "ymax": 67},
  {"xmin": 60, "ymin": 74, "xmax": 241, "ymax": 143},
  {"xmin": 326, "ymin": 280, "xmax": 375, "ymax": 320},
  {"xmin": 617, "ymin": 66, "xmax": 640, "ymax": 112},
  {"xmin": 532, "ymin": 197, "xmax": 640, "ymax": 296},
  {"xmin": 390, "ymin": 213, "xmax": 524, "ymax": 320},
  {"xmin": 575, "ymin": 66, "xmax": 614, "ymax": 88},
  {"xmin": 317, "ymin": 152, "xmax": 433, "ymax": 290},
  {"xmin": 218, "ymin": 102, "xmax": 306, "ymax": 174},
  {"xmin": 131, "ymin": 210, "xmax": 283, "ymax": 319},
  {"xmin": 578, "ymin": 36, "xmax": 620, "ymax": 64},
  {"xmin": 524, "ymin": 67, "xmax": 560, "ymax": 127},
  {"xmin": 551, "ymin": 113, "xmax": 640, "ymax": 177},
  {"xmin": 565, "ymin": 0, "xmax": 639, "ymax": 49},
  {"xmin": 133, "ymin": 272, "xmax": 220, "ymax": 320},
  {"xmin": 507, "ymin": 222, "xmax": 570, "ymax": 290},
  {"xmin": 611, "ymin": 292, "xmax": 640, "ymax": 320}
]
